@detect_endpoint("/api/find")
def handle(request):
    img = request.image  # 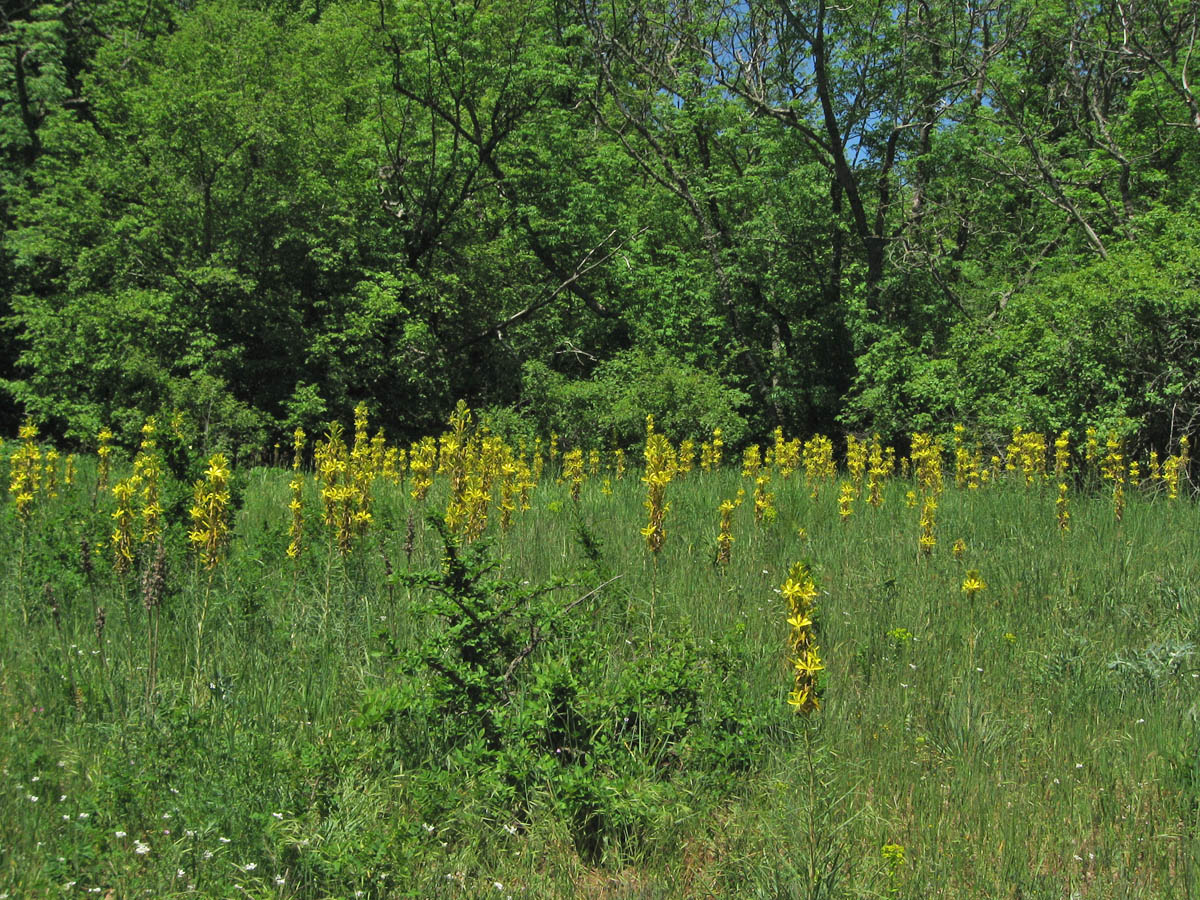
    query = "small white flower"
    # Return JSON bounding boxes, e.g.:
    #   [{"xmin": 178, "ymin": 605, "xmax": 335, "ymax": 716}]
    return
[
  {"xmin": 494, "ymin": 882, "xmax": 505, "ymax": 891},
  {"xmin": 31, "ymin": 776, "xmax": 40, "ymax": 782},
  {"xmin": 78, "ymin": 812, "xmax": 89, "ymax": 819},
  {"xmin": 162, "ymin": 812, "xmax": 171, "ymax": 819},
  {"xmin": 243, "ymin": 862, "xmax": 257, "ymax": 871},
  {"xmin": 1075, "ymin": 763, "xmax": 1084, "ymax": 769},
  {"xmin": 203, "ymin": 851, "xmax": 214, "ymax": 860},
  {"xmin": 28, "ymin": 795, "xmax": 38, "ymax": 802},
  {"xmin": 272, "ymin": 812, "xmax": 283, "ymax": 820},
  {"xmin": 134, "ymin": 841, "xmax": 150, "ymax": 855},
  {"xmin": 274, "ymin": 876, "xmax": 285, "ymax": 886},
  {"xmin": 177, "ymin": 869, "xmax": 185, "ymax": 878},
  {"xmin": 115, "ymin": 830, "xmax": 127, "ymax": 838},
  {"xmin": 185, "ymin": 829, "xmax": 196, "ymax": 837},
  {"xmin": 218, "ymin": 836, "xmax": 231, "ymax": 844},
  {"xmin": 63, "ymin": 815, "xmax": 70, "ymax": 821},
  {"xmin": 59, "ymin": 794, "xmax": 66, "ymax": 802},
  {"xmin": 1136, "ymin": 718, "xmax": 1146, "ymax": 724}
]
